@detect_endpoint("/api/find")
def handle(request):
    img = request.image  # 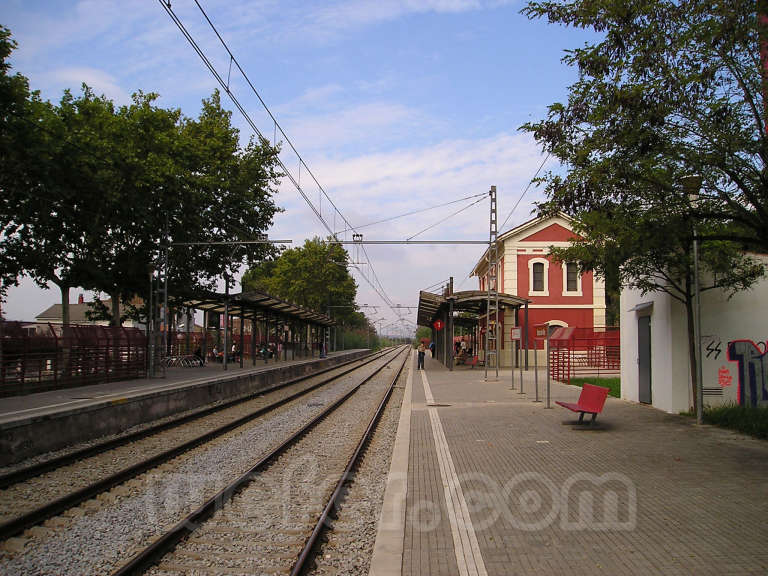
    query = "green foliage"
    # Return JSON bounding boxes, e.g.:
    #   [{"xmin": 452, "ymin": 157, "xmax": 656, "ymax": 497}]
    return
[
  {"xmin": 414, "ymin": 326, "xmax": 432, "ymax": 345},
  {"xmin": 703, "ymin": 403, "xmax": 768, "ymax": 440},
  {"xmin": 242, "ymin": 237, "xmax": 359, "ymax": 324},
  {"xmin": 0, "ymin": 25, "xmax": 282, "ymax": 324},
  {"xmin": 521, "ymin": 0, "xmax": 768, "ymax": 412},
  {"xmin": 521, "ymin": 0, "xmax": 768, "ymax": 251},
  {"xmin": 569, "ymin": 377, "xmax": 621, "ymax": 398}
]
